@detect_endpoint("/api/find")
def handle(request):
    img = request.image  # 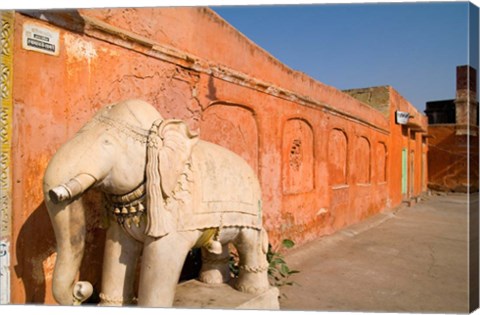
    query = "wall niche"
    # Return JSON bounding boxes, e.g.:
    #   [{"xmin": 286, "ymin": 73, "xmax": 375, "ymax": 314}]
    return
[
  {"xmin": 377, "ymin": 142, "xmax": 387, "ymax": 183},
  {"xmin": 200, "ymin": 102, "xmax": 259, "ymax": 173},
  {"xmin": 356, "ymin": 136, "xmax": 371, "ymax": 184},
  {"xmin": 282, "ymin": 118, "xmax": 314, "ymax": 194},
  {"xmin": 328, "ymin": 128, "xmax": 348, "ymax": 186}
]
